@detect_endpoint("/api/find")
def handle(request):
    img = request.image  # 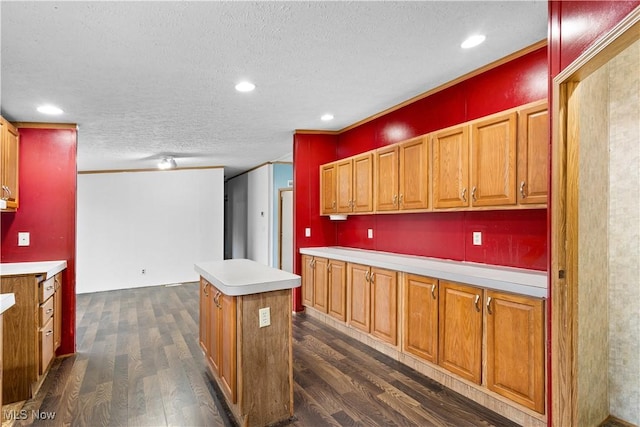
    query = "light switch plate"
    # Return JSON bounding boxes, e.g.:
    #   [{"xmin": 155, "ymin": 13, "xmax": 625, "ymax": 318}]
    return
[
  {"xmin": 305, "ymin": 227, "xmax": 311, "ymax": 237},
  {"xmin": 18, "ymin": 232, "xmax": 30, "ymax": 246},
  {"xmin": 259, "ymin": 307, "xmax": 271, "ymax": 328},
  {"xmin": 367, "ymin": 229, "xmax": 373, "ymax": 239},
  {"xmin": 473, "ymin": 231, "xmax": 482, "ymax": 246}
]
